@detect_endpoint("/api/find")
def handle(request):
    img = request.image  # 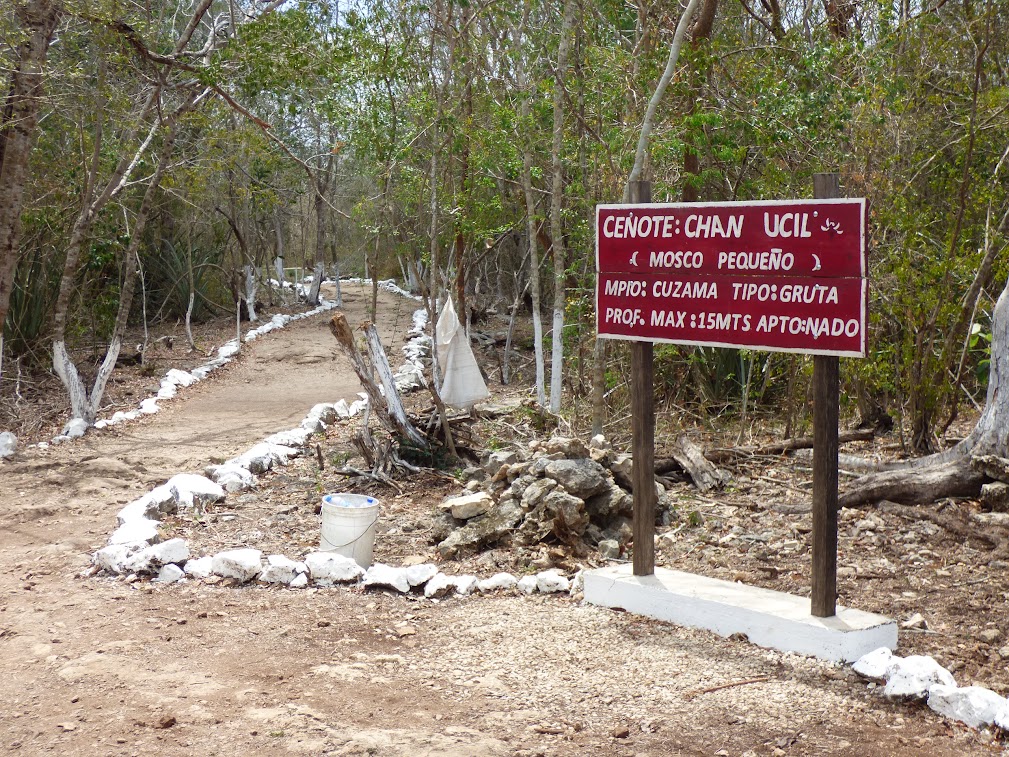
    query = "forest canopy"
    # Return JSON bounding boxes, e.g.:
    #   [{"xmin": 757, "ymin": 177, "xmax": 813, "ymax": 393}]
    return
[{"xmin": 0, "ymin": 0, "xmax": 1007, "ymax": 449}]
